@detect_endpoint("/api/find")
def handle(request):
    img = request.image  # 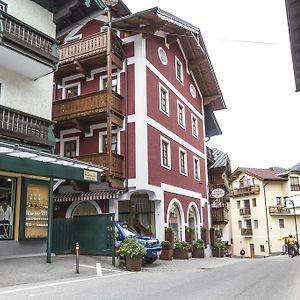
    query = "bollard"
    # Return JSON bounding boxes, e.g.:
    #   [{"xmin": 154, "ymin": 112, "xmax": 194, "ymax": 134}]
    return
[
  {"xmin": 75, "ymin": 242, "xmax": 80, "ymax": 274},
  {"xmin": 96, "ymin": 263, "xmax": 102, "ymax": 277}
]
